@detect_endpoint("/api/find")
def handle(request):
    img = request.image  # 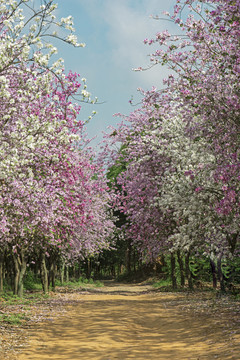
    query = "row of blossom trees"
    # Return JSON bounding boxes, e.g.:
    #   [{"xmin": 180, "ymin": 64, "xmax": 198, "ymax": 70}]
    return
[
  {"xmin": 0, "ymin": 0, "xmax": 114, "ymax": 296},
  {"xmin": 105, "ymin": 0, "xmax": 239, "ymax": 289}
]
